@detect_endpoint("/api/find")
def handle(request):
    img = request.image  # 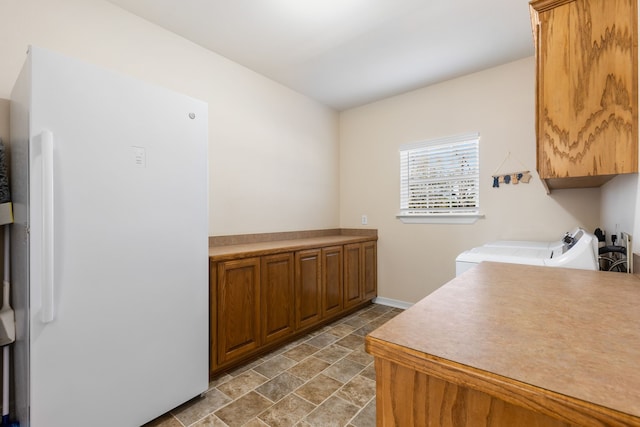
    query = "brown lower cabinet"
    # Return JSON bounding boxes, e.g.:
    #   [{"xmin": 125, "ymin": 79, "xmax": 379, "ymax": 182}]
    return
[
  {"xmin": 261, "ymin": 253, "xmax": 295, "ymax": 345},
  {"xmin": 210, "ymin": 239, "xmax": 377, "ymax": 376},
  {"xmin": 344, "ymin": 241, "xmax": 377, "ymax": 309},
  {"xmin": 321, "ymin": 246, "xmax": 343, "ymax": 318},
  {"xmin": 215, "ymin": 257, "xmax": 261, "ymax": 366},
  {"xmin": 363, "ymin": 240, "xmax": 377, "ymax": 301},
  {"xmin": 295, "ymin": 249, "xmax": 322, "ymax": 330}
]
